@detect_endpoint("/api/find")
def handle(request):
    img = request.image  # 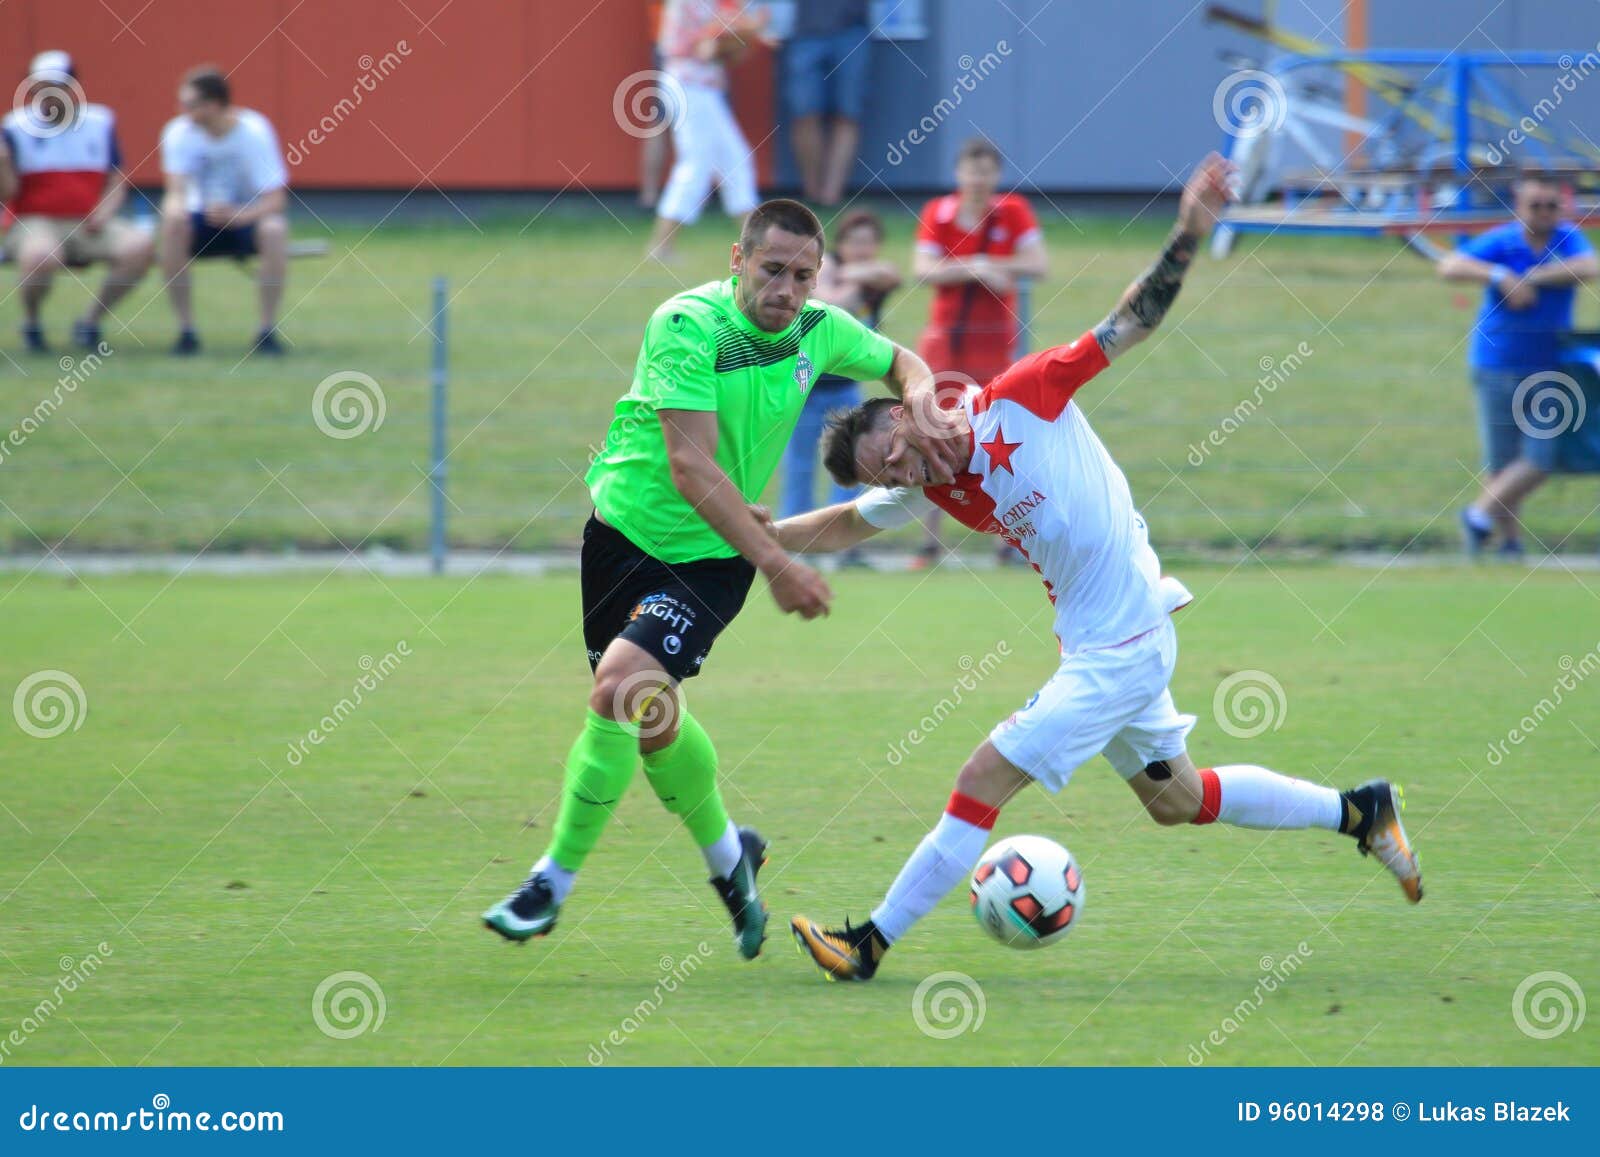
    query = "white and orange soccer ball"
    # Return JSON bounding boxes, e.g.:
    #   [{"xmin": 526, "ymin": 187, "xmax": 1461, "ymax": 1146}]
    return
[{"xmin": 970, "ymin": 835, "xmax": 1085, "ymax": 950}]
